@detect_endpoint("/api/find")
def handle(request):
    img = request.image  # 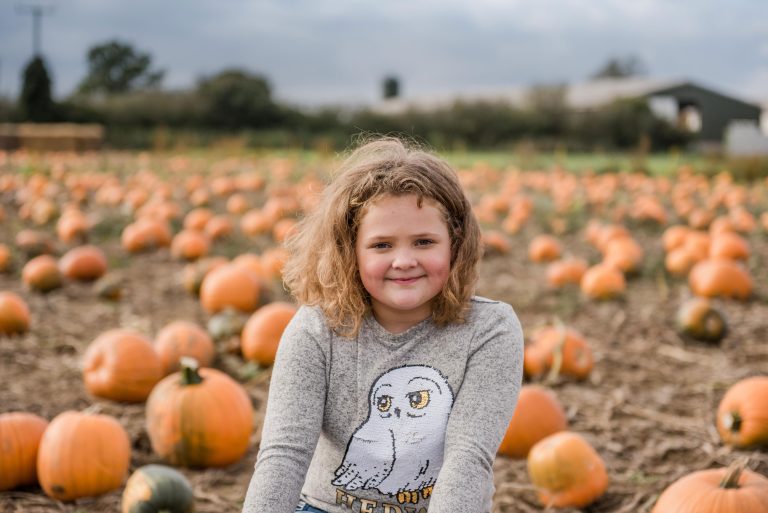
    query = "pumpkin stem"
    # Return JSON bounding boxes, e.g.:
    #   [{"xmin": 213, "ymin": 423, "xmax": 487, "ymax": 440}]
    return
[
  {"xmin": 720, "ymin": 457, "xmax": 750, "ymax": 489},
  {"xmin": 722, "ymin": 411, "xmax": 742, "ymax": 433},
  {"xmin": 180, "ymin": 357, "xmax": 204, "ymax": 385}
]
